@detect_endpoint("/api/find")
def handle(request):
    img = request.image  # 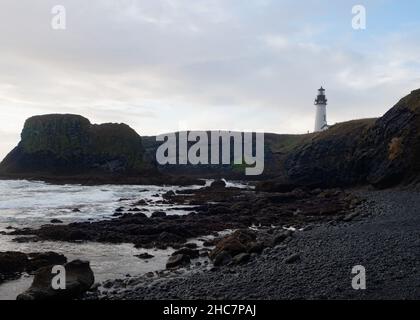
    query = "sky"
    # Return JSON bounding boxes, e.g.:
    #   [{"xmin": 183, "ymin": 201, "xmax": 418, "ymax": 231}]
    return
[{"xmin": 1, "ymin": 0, "xmax": 420, "ymax": 160}]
